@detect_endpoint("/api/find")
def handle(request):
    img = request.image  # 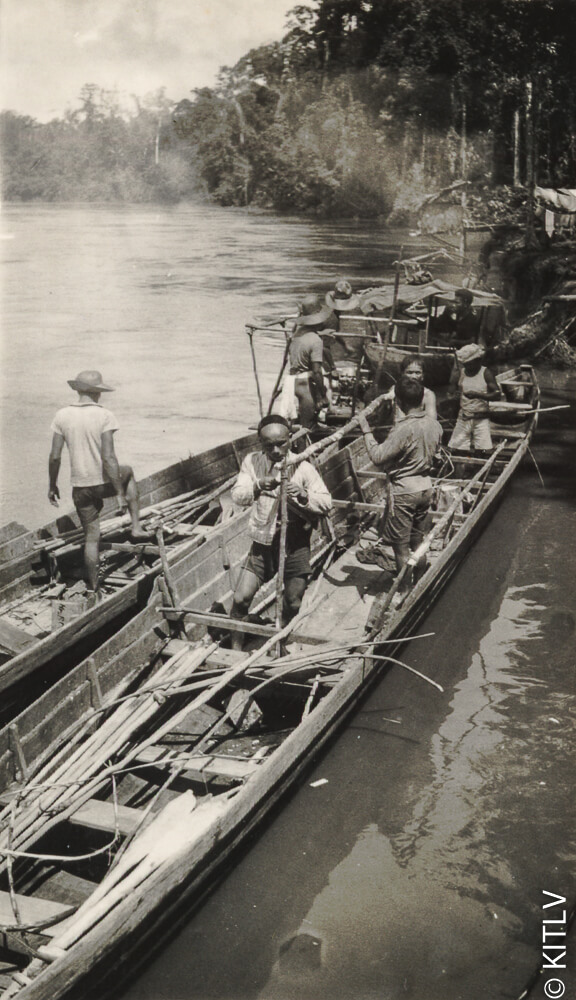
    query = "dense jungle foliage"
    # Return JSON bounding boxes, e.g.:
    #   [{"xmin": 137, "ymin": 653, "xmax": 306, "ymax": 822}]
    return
[{"xmin": 2, "ymin": 0, "xmax": 576, "ymax": 218}]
